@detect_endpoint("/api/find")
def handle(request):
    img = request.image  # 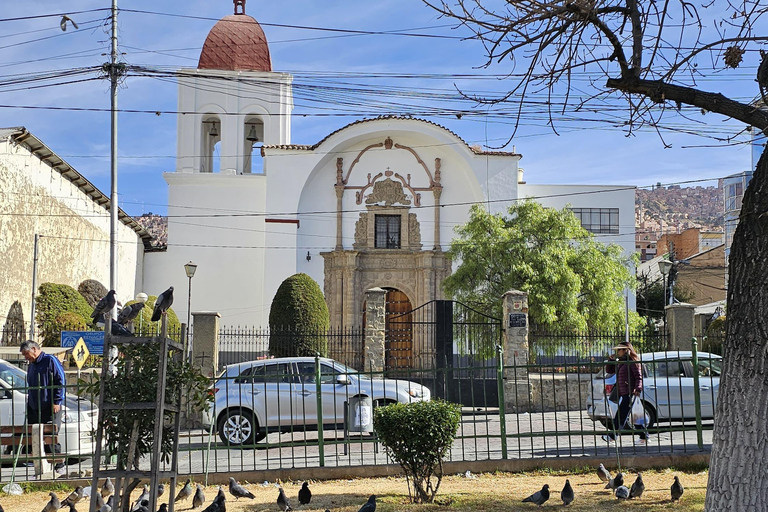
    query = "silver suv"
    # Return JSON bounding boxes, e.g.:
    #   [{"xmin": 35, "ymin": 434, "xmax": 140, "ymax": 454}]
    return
[{"xmin": 203, "ymin": 357, "xmax": 431, "ymax": 445}]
